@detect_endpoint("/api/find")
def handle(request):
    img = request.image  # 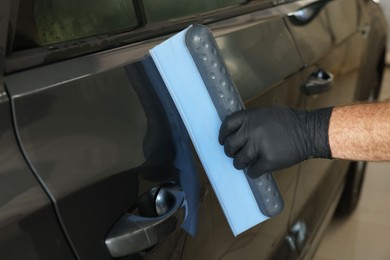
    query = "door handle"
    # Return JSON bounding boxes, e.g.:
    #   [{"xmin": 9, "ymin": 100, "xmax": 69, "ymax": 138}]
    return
[
  {"xmin": 287, "ymin": 0, "xmax": 330, "ymax": 26},
  {"xmin": 303, "ymin": 69, "xmax": 333, "ymax": 95},
  {"xmin": 105, "ymin": 185, "xmax": 186, "ymax": 258},
  {"xmin": 286, "ymin": 220, "xmax": 307, "ymax": 253},
  {"xmin": 359, "ymin": 24, "xmax": 371, "ymax": 38}
]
